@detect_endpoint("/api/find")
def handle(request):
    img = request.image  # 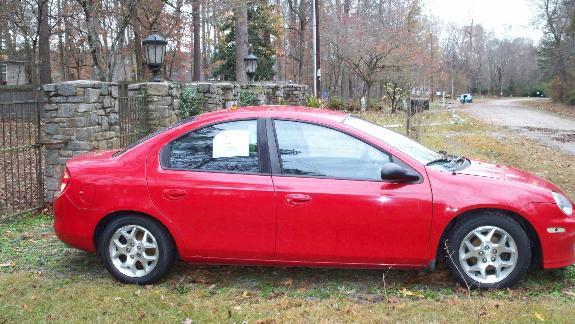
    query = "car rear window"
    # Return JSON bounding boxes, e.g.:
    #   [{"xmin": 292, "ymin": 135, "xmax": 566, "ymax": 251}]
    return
[{"xmin": 113, "ymin": 117, "xmax": 195, "ymax": 157}]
